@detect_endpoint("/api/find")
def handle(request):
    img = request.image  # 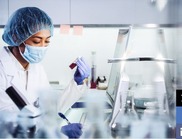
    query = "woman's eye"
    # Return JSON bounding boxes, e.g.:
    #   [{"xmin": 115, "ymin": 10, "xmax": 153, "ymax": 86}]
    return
[
  {"xmin": 33, "ymin": 41, "xmax": 40, "ymax": 44},
  {"xmin": 45, "ymin": 40, "xmax": 50, "ymax": 44}
]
